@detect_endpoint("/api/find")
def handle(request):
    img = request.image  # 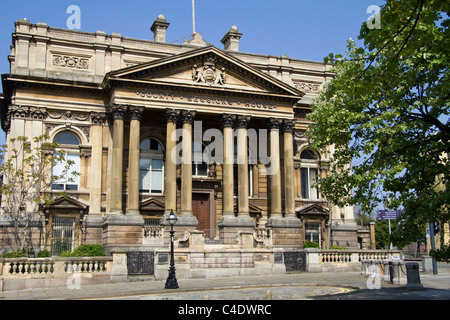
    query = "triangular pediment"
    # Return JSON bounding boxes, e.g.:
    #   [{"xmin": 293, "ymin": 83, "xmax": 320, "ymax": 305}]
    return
[
  {"xmin": 140, "ymin": 198, "xmax": 165, "ymax": 211},
  {"xmin": 233, "ymin": 202, "xmax": 263, "ymax": 216},
  {"xmin": 105, "ymin": 46, "xmax": 304, "ymax": 99},
  {"xmin": 46, "ymin": 196, "xmax": 88, "ymax": 210},
  {"xmin": 296, "ymin": 203, "xmax": 329, "ymax": 216}
]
